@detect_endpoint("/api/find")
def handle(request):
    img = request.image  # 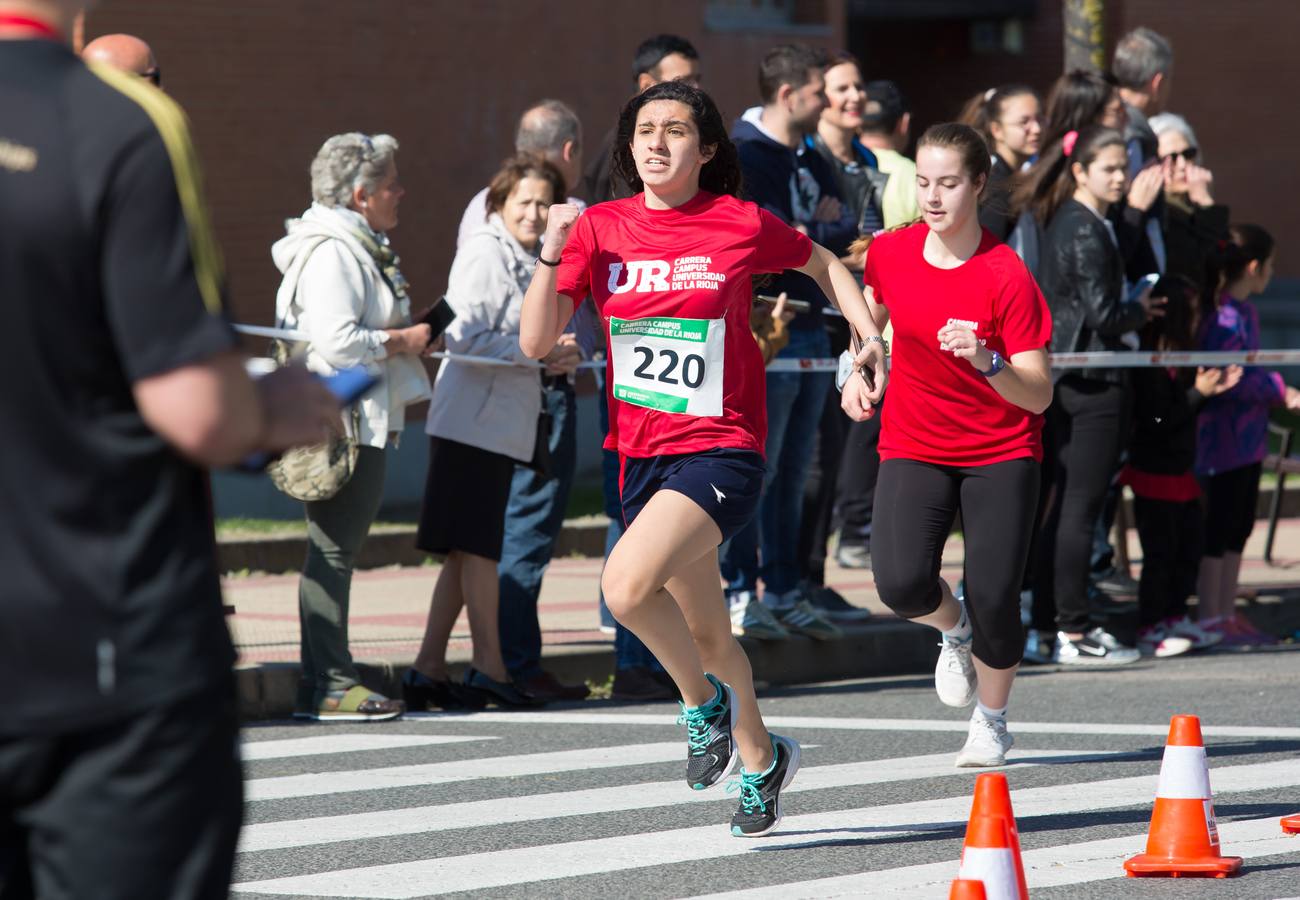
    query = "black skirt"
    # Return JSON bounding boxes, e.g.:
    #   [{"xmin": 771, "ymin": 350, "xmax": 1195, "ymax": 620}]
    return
[{"xmin": 415, "ymin": 436, "xmax": 517, "ymax": 561}]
